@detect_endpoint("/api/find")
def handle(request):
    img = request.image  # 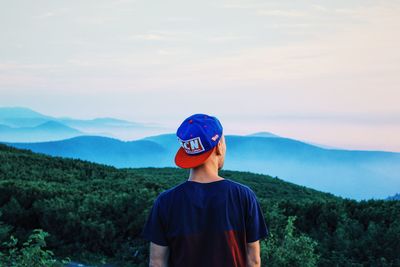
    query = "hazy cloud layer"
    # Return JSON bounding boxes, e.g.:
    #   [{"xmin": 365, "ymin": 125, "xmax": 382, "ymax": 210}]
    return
[{"xmin": 0, "ymin": 0, "xmax": 399, "ymax": 151}]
